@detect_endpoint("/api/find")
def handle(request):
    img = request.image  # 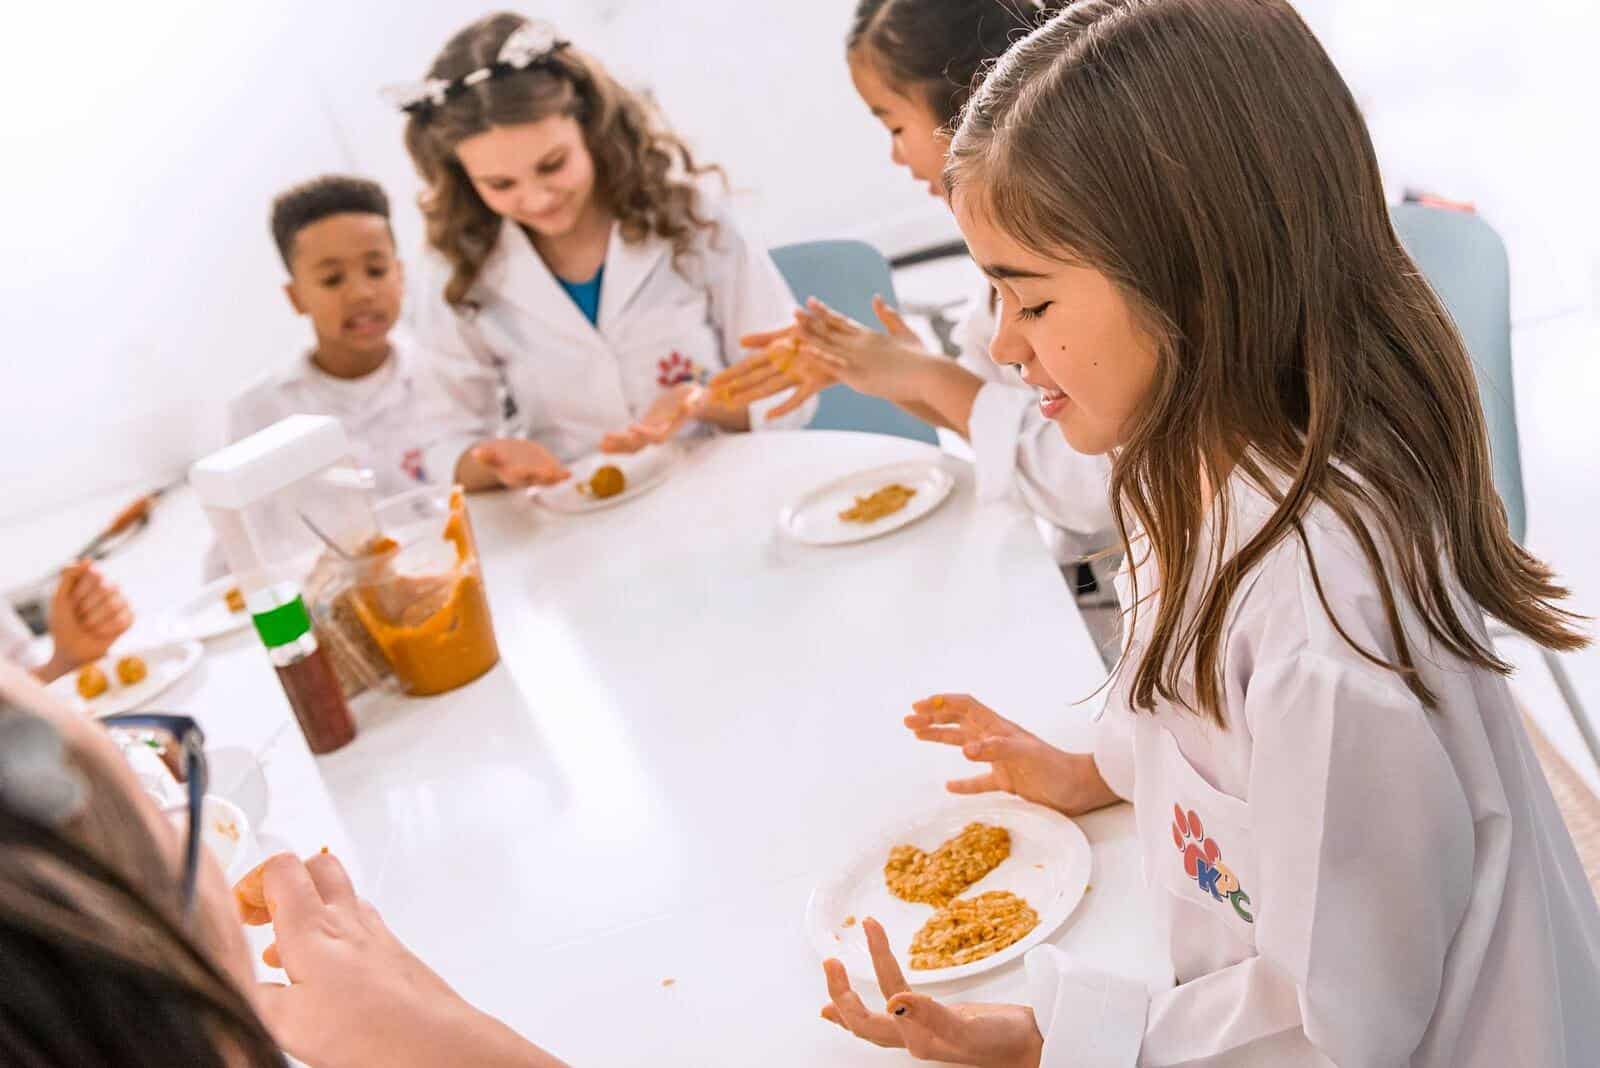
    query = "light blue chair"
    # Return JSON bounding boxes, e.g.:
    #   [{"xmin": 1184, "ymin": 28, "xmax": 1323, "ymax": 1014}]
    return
[
  {"xmin": 769, "ymin": 240, "xmax": 940, "ymax": 445},
  {"xmin": 1390, "ymin": 202, "xmax": 1599, "ymax": 768}
]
